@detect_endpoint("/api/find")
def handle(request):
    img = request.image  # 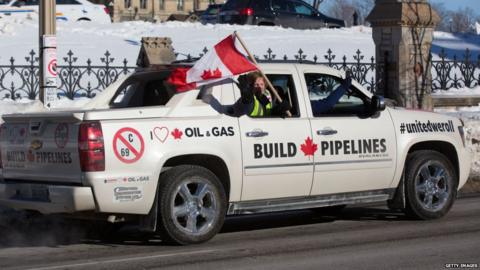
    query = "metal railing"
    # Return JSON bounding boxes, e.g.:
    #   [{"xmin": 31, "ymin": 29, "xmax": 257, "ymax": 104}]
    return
[
  {"xmin": 0, "ymin": 50, "xmax": 134, "ymax": 100},
  {"xmin": 431, "ymin": 48, "xmax": 480, "ymax": 91},
  {"xmin": 0, "ymin": 47, "xmax": 477, "ymax": 100}
]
